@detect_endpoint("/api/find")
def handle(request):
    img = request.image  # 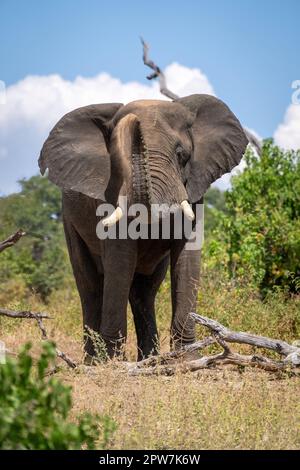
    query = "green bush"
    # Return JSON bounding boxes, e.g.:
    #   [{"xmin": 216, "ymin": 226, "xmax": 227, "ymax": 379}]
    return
[
  {"xmin": 204, "ymin": 140, "xmax": 300, "ymax": 293},
  {"xmin": 0, "ymin": 176, "xmax": 72, "ymax": 300},
  {"xmin": 204, "ymin": 187, "xmax": 227, "ymax": 234},
  {"xmin": 0, "ymin": 341, "xmax": 116, "ymax": 449}
]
